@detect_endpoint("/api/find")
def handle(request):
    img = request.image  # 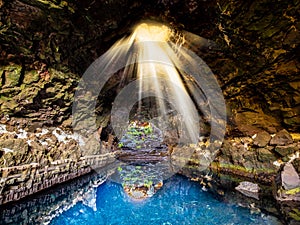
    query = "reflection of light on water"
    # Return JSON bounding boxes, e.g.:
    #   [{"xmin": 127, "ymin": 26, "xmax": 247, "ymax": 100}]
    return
[
  {"xmin": 111, "ymin": 163, "xmax": 169, "ymax": 200},
  {"xmin": 51, "ymin": 175, "xmax": 282, "ymax": 225}
]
